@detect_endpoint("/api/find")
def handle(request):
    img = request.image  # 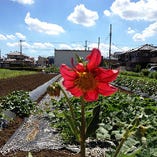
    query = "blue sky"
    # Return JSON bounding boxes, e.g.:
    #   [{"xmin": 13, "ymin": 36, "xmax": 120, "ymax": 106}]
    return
[{"xmin": 0, "ymin": 0, "xmax": 157, "ymax": 59}]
